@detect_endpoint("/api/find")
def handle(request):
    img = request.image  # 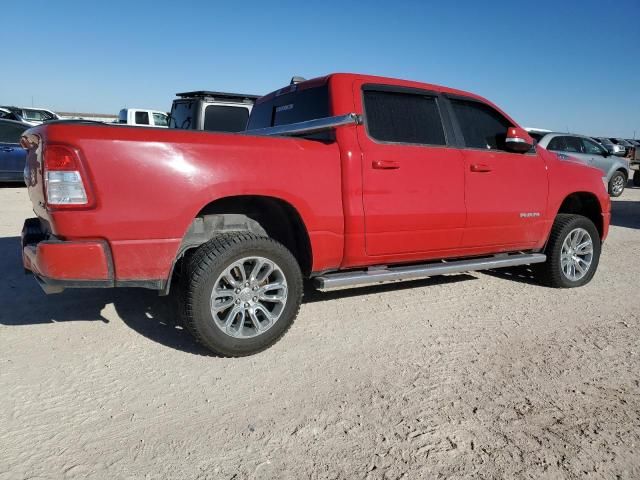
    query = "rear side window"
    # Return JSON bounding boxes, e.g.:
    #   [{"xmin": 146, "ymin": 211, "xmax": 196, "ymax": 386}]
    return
[
  {"xmin": 451, "ymin": 99, "xmax": 512, "ymax": 150},
  {"xmin": 363, "ymin": 90, "xmax": 446, "ymax": 146},
  {"xmin": 135, "ymin": 111, "xmax": 150, "ymax": 125},
  {"xmin": 0, "ymin": 122, "xmax": 28, "ymax": 143},
  {"xmin": 204, "ymin": 105, "xmax": 249, "ymax": 132},
  {"xmin": 548, "ymin": 136, "xmax": 584, "ymax": 153}
]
